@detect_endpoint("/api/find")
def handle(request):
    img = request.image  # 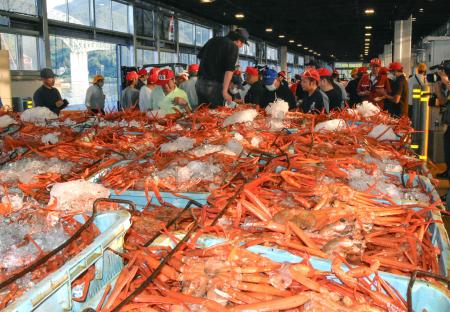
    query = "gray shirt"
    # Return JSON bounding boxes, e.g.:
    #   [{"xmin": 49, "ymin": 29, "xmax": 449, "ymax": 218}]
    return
[
  {"xmin": 85, "ymin": 84, "xmax": 105, "ymax": 110},
  {"xmin": 120, "ymin": 86, "xmax": 140, "ymax": 110},
  {"xmin": 179, "ymin": 77, "xmax": 198, "ymax": 109}
]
